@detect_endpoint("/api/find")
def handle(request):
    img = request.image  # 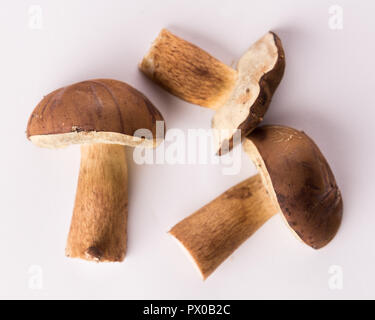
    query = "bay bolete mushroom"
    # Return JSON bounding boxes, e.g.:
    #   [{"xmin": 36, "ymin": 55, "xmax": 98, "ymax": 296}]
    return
[
  {"xmin": 140, "ymin": 29, "xmax": 285, "ymax": 154},
  {"xmin": 170, "ymin": 125, "xmax": 343, "ymax": 279},
  {"xmin": 27, "ymin": 79, "xmax": 165, "ymax": 262}
]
